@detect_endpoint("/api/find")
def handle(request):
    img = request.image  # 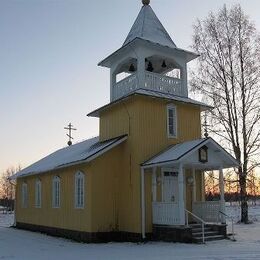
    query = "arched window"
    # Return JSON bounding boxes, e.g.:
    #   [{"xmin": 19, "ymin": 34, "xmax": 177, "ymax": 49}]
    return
[
  {"xmin": 52, "ymin": 176, "xmax": 61, "ymax": 208},
  {"xmin": 35, "ymin": 179, "xmax": 42, "ymax": 208},
  {"xmin": 74, "ymin": 171, "xmax": 85, "ymax": 209},
  {"xmin": 21, "ymin": 182, "xmax": 28, "ymax": 208}
]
